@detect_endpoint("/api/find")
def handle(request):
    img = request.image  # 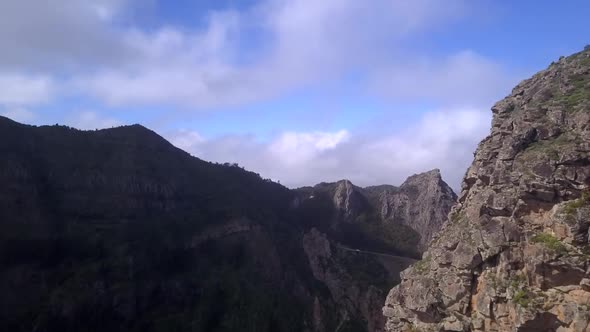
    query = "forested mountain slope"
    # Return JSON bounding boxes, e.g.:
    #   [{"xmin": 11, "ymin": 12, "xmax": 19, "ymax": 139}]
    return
[{"xmin": 0, "ymin": 116, "xmax": 455, "ymax": 332}]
